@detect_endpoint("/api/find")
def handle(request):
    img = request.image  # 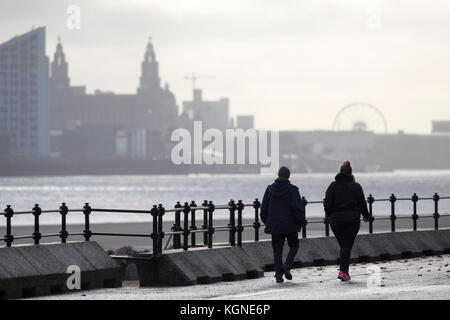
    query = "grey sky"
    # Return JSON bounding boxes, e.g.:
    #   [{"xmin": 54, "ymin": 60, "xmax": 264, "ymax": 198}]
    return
[{"xmin": 1, "ymin": 0, "xmax": 450, "ymax": 133}]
